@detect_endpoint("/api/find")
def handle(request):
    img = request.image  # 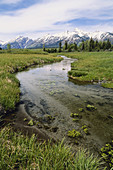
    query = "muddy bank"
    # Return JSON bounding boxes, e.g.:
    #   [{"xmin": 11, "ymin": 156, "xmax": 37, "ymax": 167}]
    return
[{"xmin": 2, "ymin": 103, "xmax": 56, "ymax": 143}]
